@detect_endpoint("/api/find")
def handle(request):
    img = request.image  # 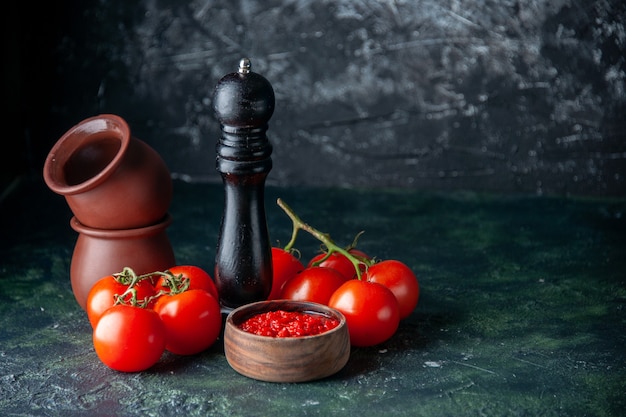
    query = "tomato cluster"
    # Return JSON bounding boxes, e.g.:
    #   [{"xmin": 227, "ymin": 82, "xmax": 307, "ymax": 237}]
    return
[
  {"xmin": 269, "ymin": 198, "xmax": 420, "ymax": 348},
  {"xmin": 87, "ymin": 265, "xmax": 222, "ymax": 372},
  {"xmin": 269, "ymin": 247, "xmax": 419, "ymax": 347}
]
